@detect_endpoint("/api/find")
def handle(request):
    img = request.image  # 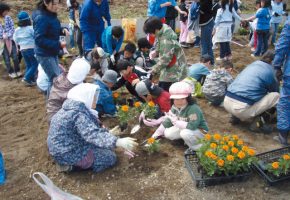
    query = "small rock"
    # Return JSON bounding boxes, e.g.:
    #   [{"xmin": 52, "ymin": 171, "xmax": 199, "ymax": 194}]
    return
[
  {"xmin": 111, "ymin": 174, "xmax": 115, "ymax": 178},
  {"xmin": 240, "ymin": 187, "xmax": 245, "ymax": 193},
  {"xmin": 264, "ymin": 187, "xmax": 269, "ymax": 192},
  {"xmin": 106, "ymin": 176, "xmax": 109, "ymax": 180}
]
